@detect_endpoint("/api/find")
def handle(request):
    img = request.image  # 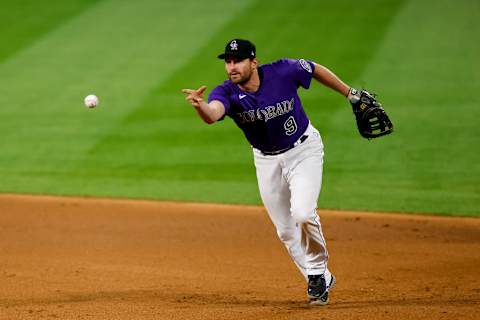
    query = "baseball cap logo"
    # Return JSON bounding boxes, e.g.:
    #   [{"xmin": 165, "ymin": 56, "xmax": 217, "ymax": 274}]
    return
[
  {"xmin": 230, "ymin": 40, "xmax": 238, "ymax": 51},
  {"xmin": 218, "ymin": 39, "xmax": 256, "ymax": 60}
]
